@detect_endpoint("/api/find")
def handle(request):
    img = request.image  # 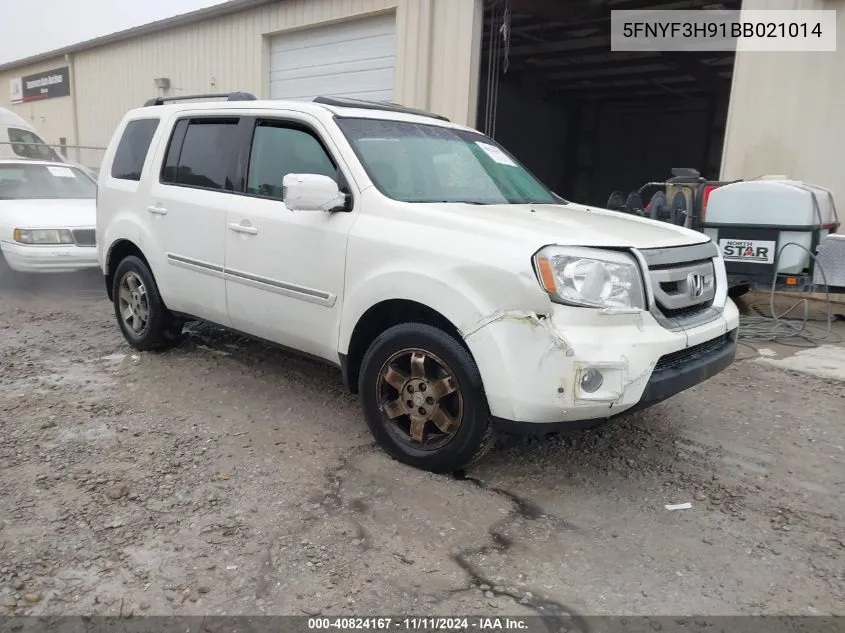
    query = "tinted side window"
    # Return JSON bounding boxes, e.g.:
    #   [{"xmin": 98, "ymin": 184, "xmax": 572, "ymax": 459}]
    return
[
  {"xmin": 163, "ymin": 118, "xmax": 240, "ymax": 191},
  {"xmin": 161, "ymin": 119, "xmax": 188, "ymax": 183},
  {"xmin": 111, "ymin": 119, "xmax": 160, "ymax": 180},
  {"xmin": 246, "ymin": 122, "xmax": 338, "ymax": 200}
]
